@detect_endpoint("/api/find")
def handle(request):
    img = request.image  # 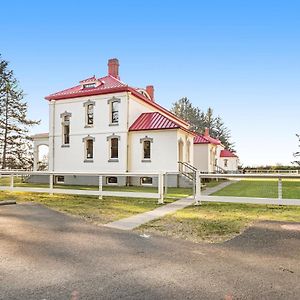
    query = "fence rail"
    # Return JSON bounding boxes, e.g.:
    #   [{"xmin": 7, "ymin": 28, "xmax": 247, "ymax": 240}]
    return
[{"xmin": 0, "ymin": 170, "xmax": 165, "ymax": 204}]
